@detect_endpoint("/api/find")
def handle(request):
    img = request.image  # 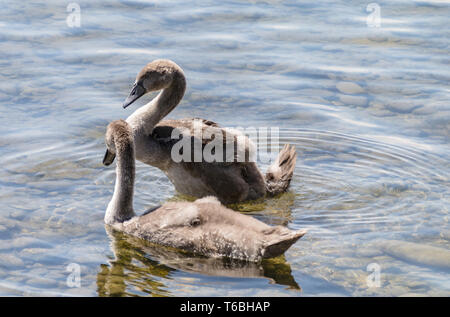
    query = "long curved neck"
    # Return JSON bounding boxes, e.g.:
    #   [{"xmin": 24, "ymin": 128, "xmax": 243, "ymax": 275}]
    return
[
  {"xmin": 105, "ymin": 141, "xmax": 136, "ymax": 225},
  {"xmin": 128, "ymin": 71, "xmax": 186, "ymax": 136}
]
